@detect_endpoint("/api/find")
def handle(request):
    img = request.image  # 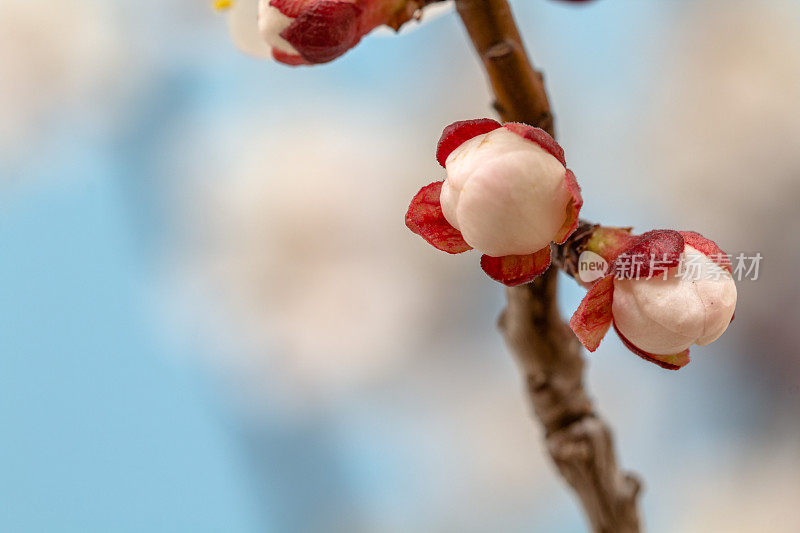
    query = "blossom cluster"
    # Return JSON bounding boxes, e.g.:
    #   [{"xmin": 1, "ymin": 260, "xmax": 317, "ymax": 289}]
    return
[
  {"xmin": 215, "ymin": 2, "xmax": 739, "ymax": 371},
  {"xmin": 405, "ymin": 121, "xmax": 738, "ymax": 370}
]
